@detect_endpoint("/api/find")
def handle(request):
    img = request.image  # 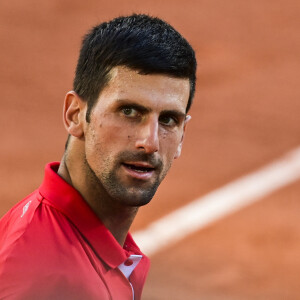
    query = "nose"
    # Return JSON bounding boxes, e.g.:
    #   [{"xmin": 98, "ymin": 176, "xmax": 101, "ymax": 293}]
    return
[{"xmin": 135, "ymin": 116, "xmax": 159, "ymax": 154}]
